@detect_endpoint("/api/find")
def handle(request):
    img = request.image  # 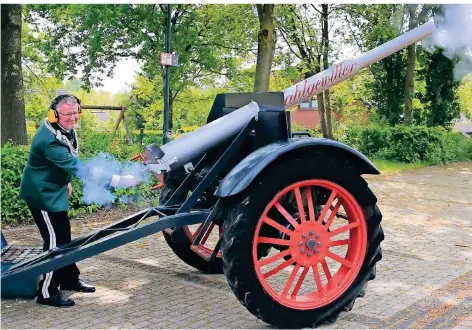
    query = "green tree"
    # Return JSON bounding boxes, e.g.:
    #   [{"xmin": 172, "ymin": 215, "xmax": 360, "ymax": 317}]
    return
[
  {"xmin": 403, "ymin": 5, "xmax": 436, "ymax": 124},
  {"xmin": 125, "ymin": 75, "xmax": 164, "ymax": 131},
  {"xmin": 276, "ymin": 4, "xmax": 329, "ymax": 136},
  {"xmin": 457, "ymin": 74, "xmax": 472, "ymax": 119},
  {"xmin": 417, "ymin": 49, "xmax": 460, "ymax": 127},
  {"xmin": 23, "ymin": 73, "xmax": 62, "ymax": 127},
  {"xmin": 345, "ymin": 4, "xmax": 407, "ymax": 125},
  {"xmin": 25, "ymin": 4, "xmax": 258, "ymax": 131},
  {"xmin": 2, "ymin": 4, "xmax": 27, "ymax": 146},
  {"xmin": 254, "ymin": 5, "xmax": 276, "ymax": 92},
  {"xmin": 330, "ymin": 69, "xmax": 375, "ymax": 123}
]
